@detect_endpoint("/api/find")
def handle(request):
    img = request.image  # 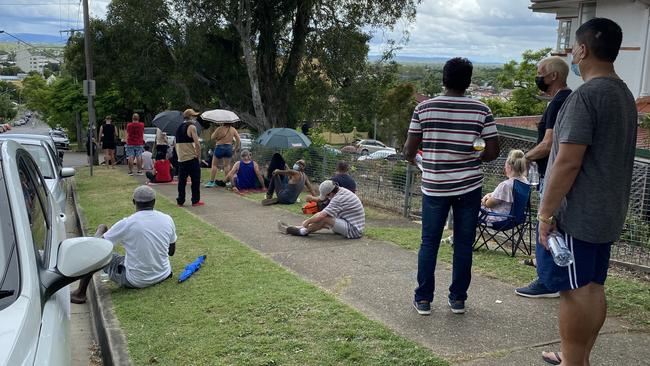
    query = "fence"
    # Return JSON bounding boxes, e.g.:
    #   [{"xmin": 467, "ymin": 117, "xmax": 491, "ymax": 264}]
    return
[{"xmin": 248, "ymin": 131, "xmax": 650, "ymax": 269}]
